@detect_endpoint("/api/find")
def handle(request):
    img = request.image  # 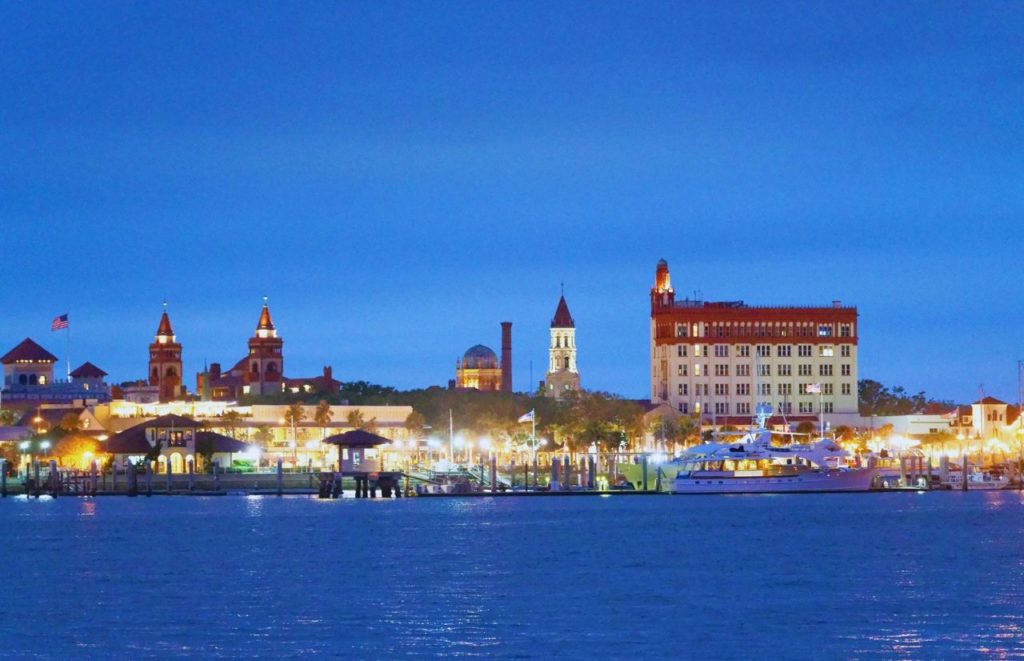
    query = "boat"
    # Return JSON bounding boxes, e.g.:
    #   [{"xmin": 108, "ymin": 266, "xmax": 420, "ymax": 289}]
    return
[
  {"xmin": 617, "ymin": 457, "xmax": 682, "ymax": 491},
  {"xmin": 670, "ymin": 405, "xmax": 876, "ymax": 494},
  {"xmin": 942, "ymin": 466, "xmax": 1010, "ymax": 490}
]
